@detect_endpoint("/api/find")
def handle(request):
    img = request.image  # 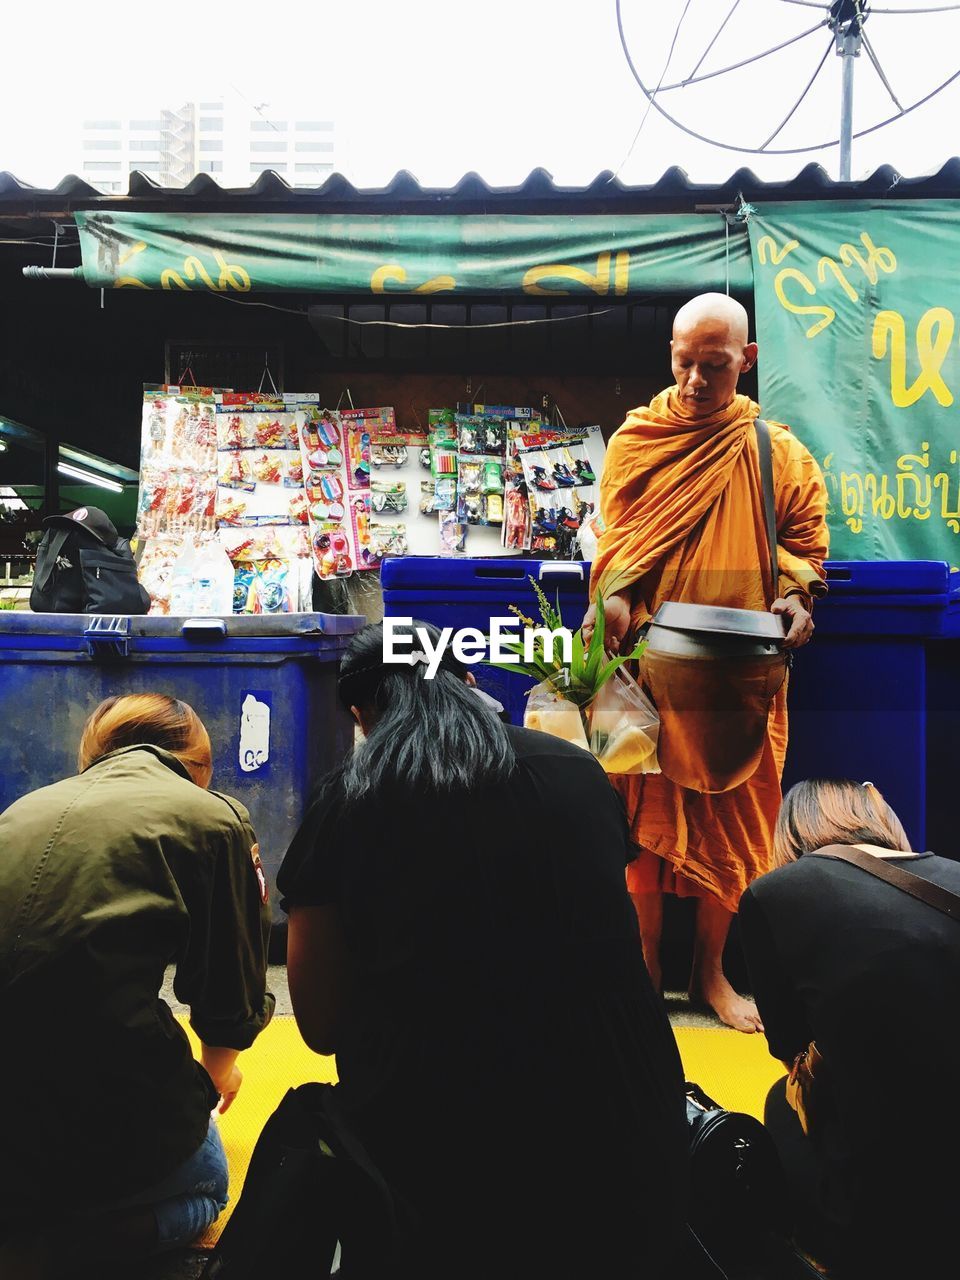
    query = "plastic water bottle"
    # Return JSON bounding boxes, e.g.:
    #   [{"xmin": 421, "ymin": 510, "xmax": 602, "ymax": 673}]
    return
[
  {"xmin": 168, "ymin": 540, "xmax": 198, "ymax": 615},
  {"xmin": 190, "ymin": 541, "xmax": 236, "ymax": 615}
]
